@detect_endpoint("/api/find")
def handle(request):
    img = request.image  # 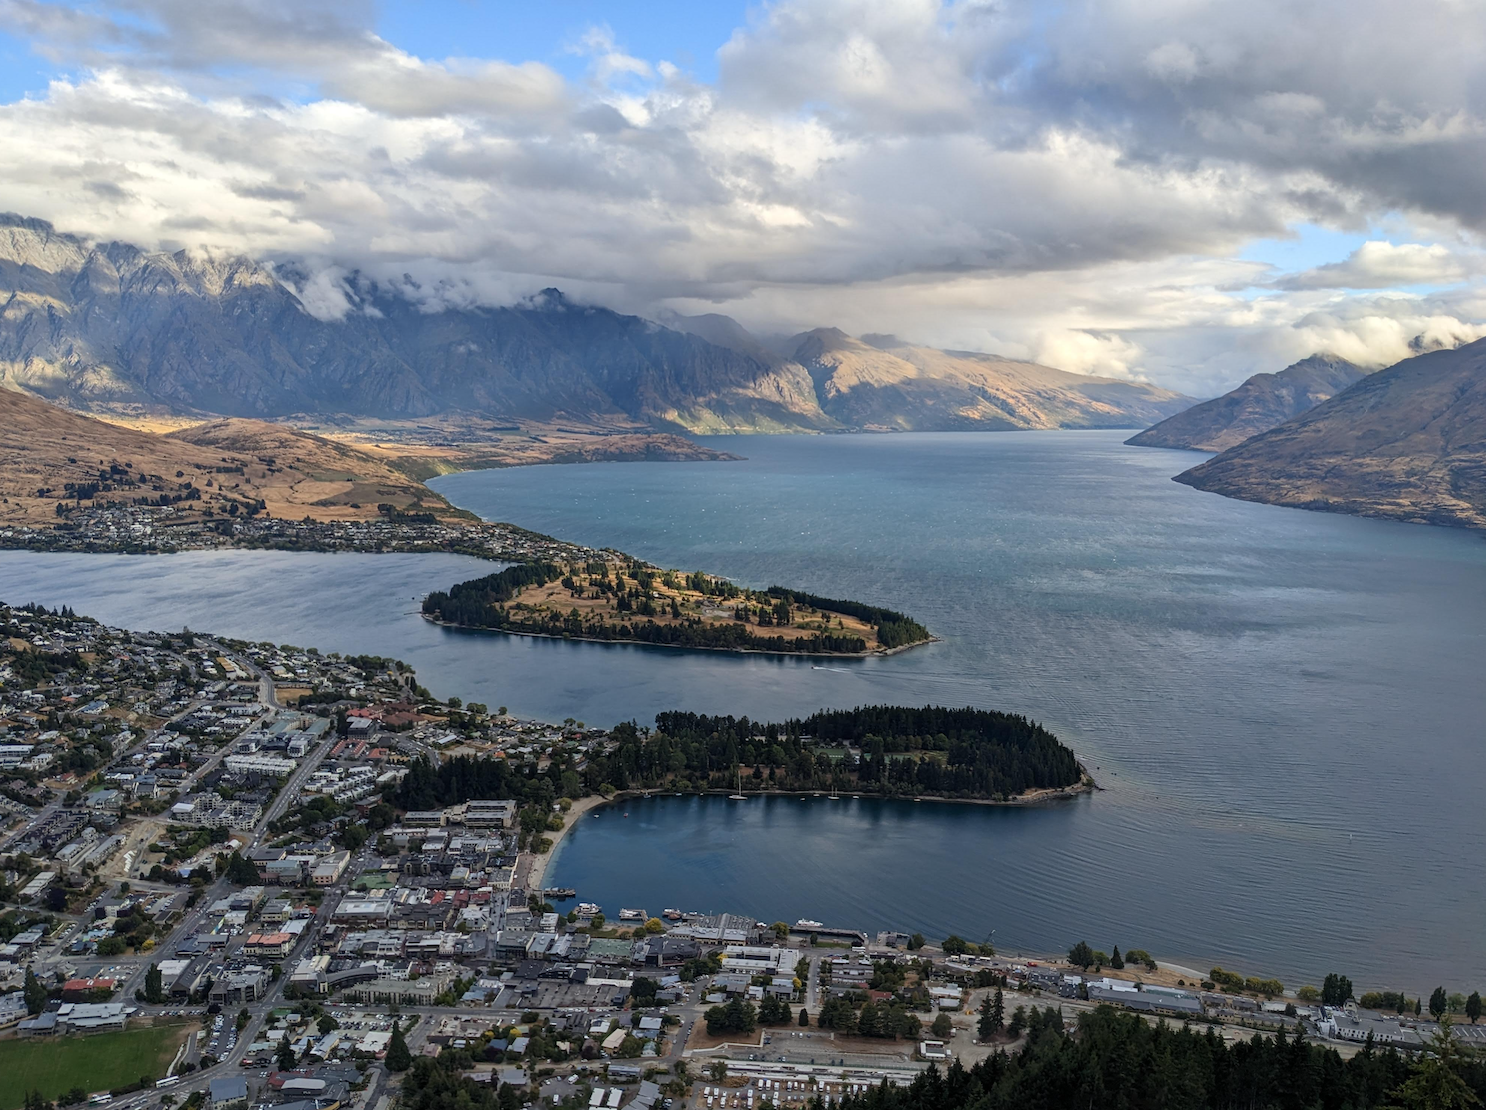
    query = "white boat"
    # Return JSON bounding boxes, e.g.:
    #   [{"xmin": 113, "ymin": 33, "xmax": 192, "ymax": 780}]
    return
[
  {"xmin": 618, "ymin": 908, "xmax": 645, "ymax": 920},
  {"xmin": 577, "ymin": 902, "xmax": 601, "ymax": 915},
  {"xmin": 795, "ymin": 918, "xmax": 823, "ymax": 929}
]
